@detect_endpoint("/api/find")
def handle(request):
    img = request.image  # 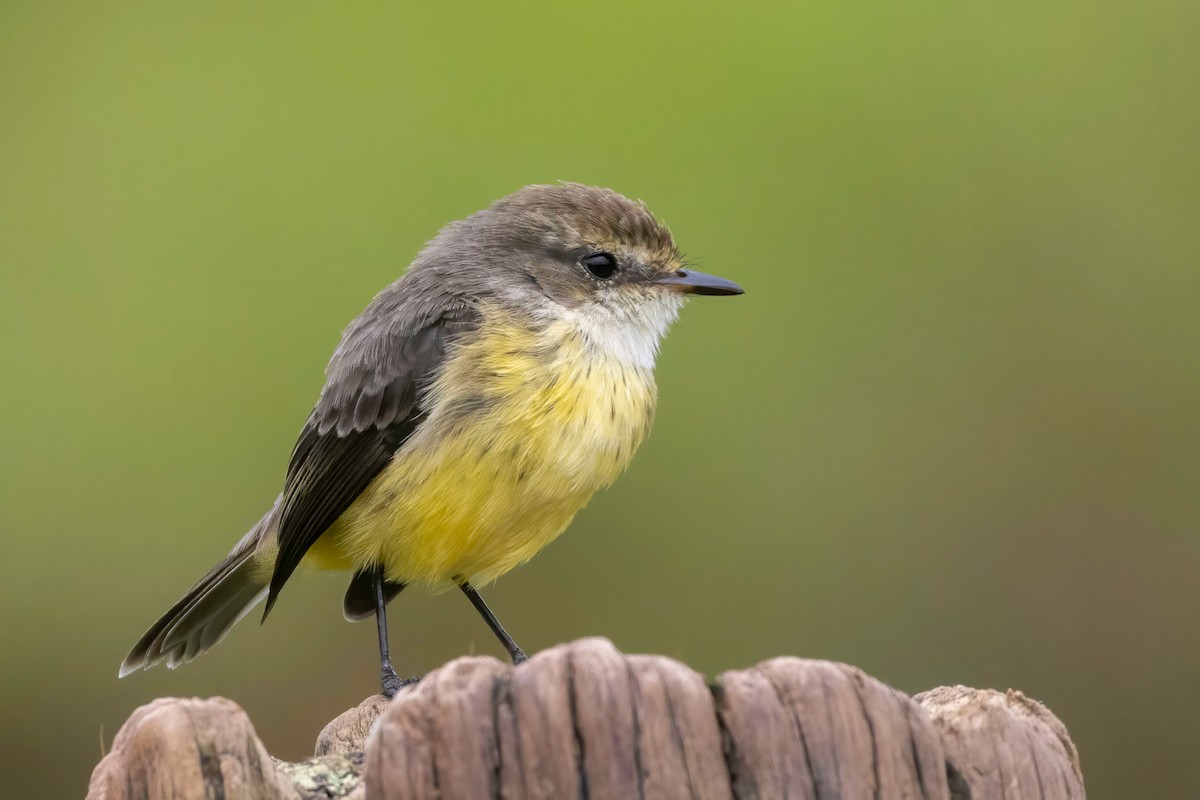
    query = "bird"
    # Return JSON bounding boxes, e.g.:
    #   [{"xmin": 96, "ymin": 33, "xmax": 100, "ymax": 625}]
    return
[{"xmin": 119, "ymin": 183, "xmax": 743, "ymax": 696}]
